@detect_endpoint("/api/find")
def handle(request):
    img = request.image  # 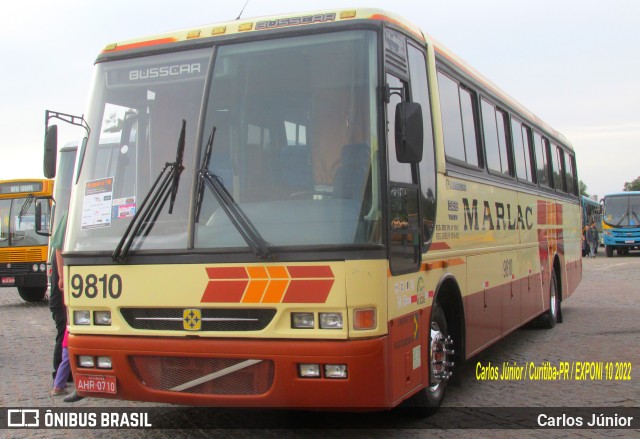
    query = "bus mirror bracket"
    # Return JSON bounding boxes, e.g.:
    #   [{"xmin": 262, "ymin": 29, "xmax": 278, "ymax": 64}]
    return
[{"xmin": 395, "ymin": 102, "xmax": 423, "ymax": 163}]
